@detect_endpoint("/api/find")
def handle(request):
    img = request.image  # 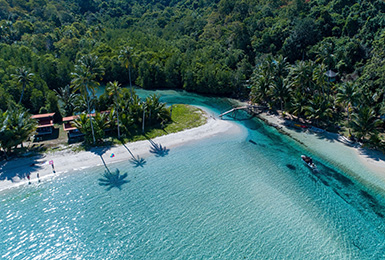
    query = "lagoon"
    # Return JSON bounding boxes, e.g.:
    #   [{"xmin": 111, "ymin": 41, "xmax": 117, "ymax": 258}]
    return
[{"xmin": 1, "ymin": 90, "xmax": 385, "ymax": 259}]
